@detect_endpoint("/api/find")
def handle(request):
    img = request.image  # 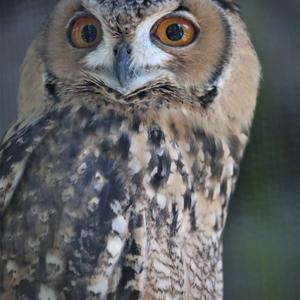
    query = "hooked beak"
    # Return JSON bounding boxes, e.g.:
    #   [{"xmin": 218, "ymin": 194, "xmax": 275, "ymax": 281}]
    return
[{"xmin": 114, "ymin": 43, "xmax": 133, "ymax": 88}]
